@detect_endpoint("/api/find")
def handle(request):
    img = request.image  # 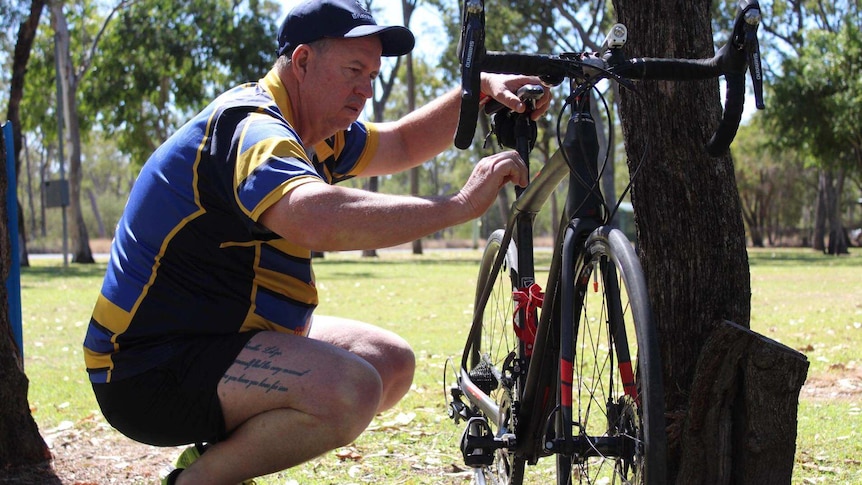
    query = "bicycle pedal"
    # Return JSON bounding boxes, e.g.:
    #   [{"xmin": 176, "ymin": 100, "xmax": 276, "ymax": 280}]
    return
[
  {"xmin": 459, "ymin": 417, "xmax": 503, "ymax": 467},
  {"xmin": 447, "ymin": 387, "xmax": 474, "ymax": 424}
]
